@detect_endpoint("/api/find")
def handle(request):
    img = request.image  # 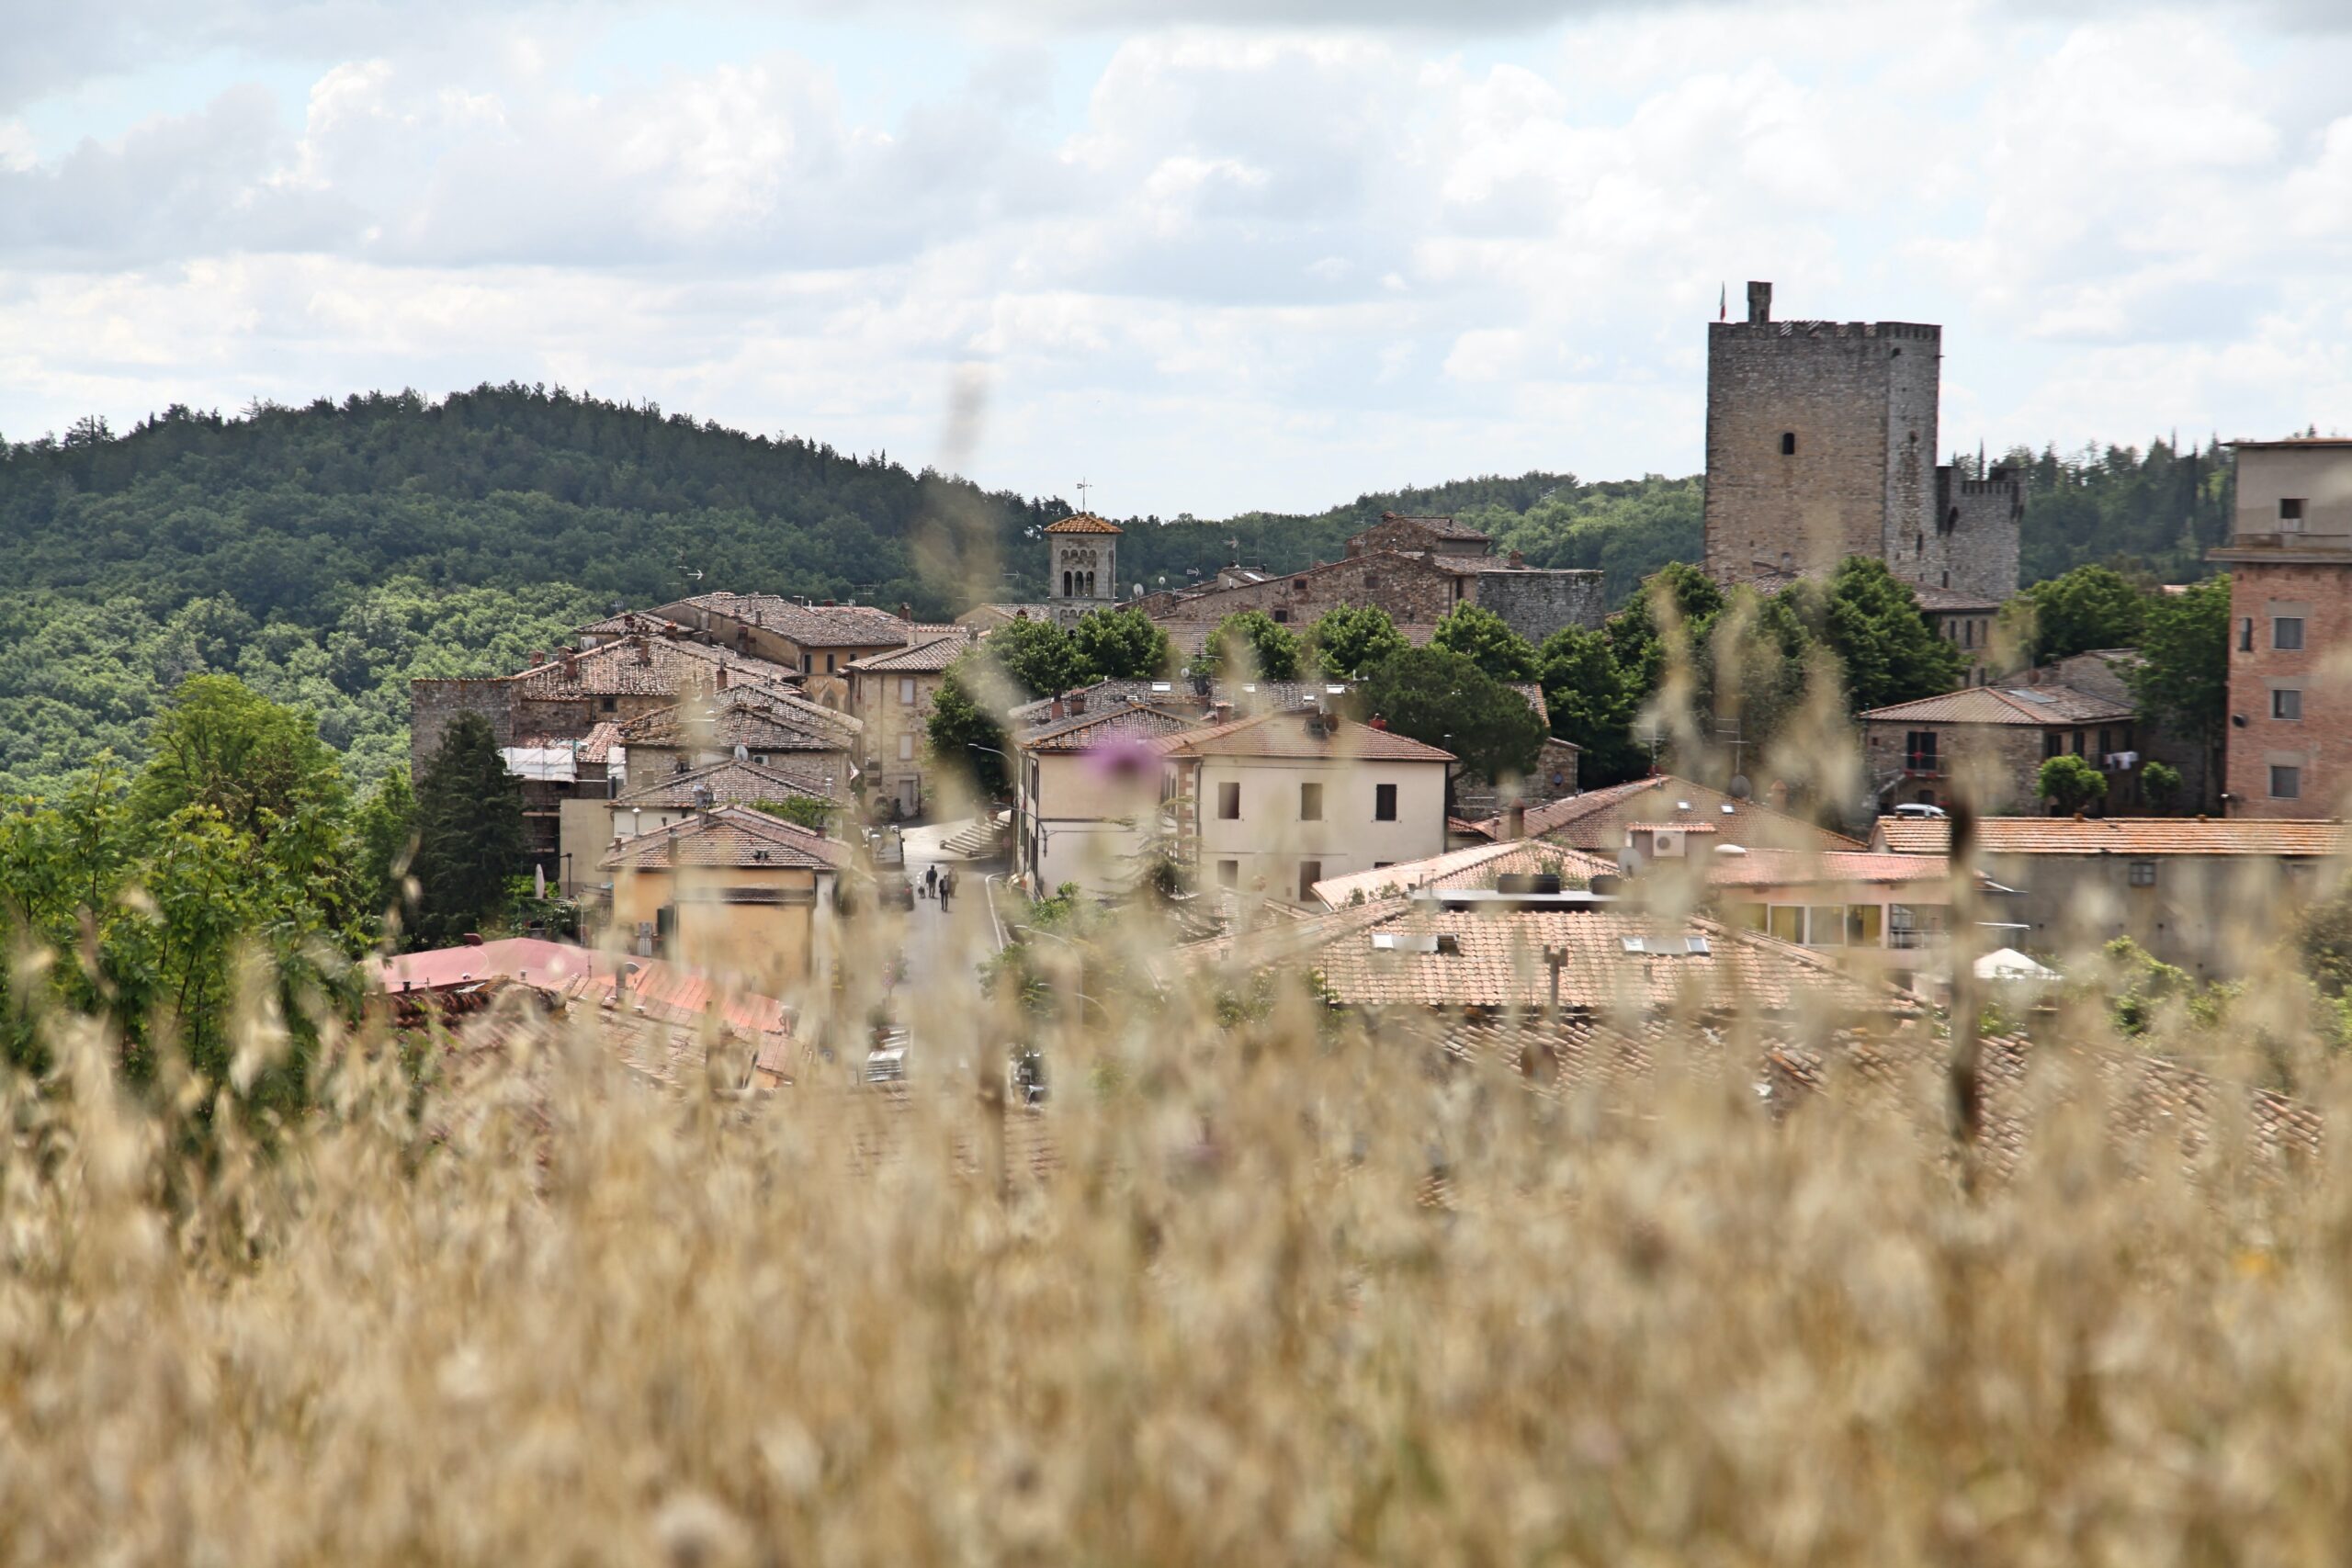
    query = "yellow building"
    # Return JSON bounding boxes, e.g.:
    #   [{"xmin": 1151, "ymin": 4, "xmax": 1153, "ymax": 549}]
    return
[{"xmin": 599, "ymin": 805, "xmax": 847, "ymax": 987}]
